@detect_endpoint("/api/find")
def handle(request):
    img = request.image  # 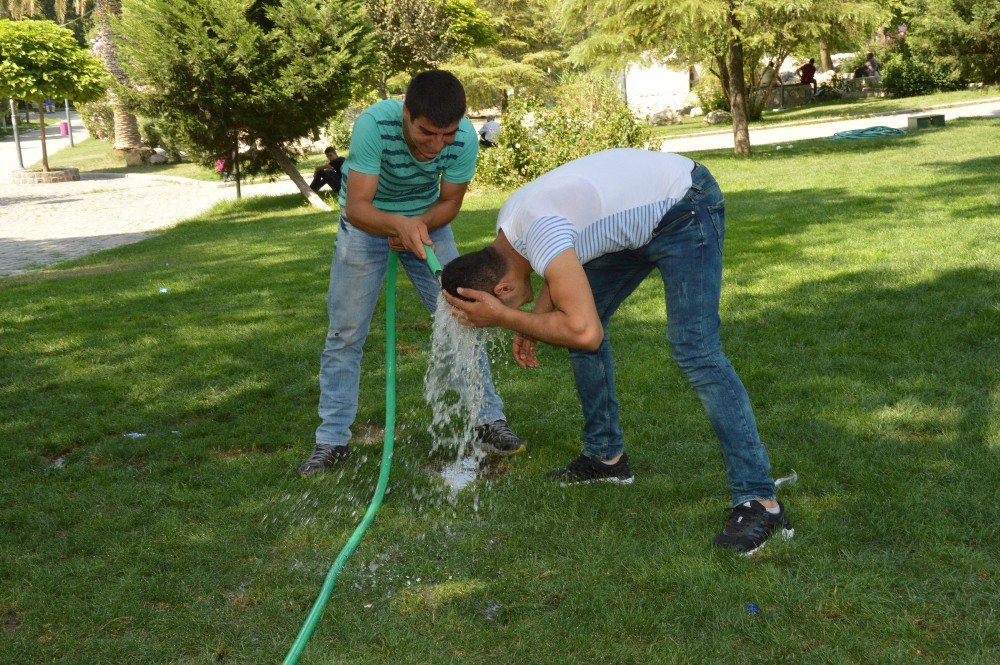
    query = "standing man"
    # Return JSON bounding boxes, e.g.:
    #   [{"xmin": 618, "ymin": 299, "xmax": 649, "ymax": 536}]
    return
[
  {"xmin": 796, "ymin": 58, "xmax": 818, "ymax": 95},
  {"xmin": 310, "ymin": 146, "xmax": 346, "ymax": 194},
  {"xmin": 299, "ymin": 70, "xmax": 526, "ymax": 475},
  {"xmin": 441, "ymin": 148, "xmax": 793, "ymax": 555}
]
